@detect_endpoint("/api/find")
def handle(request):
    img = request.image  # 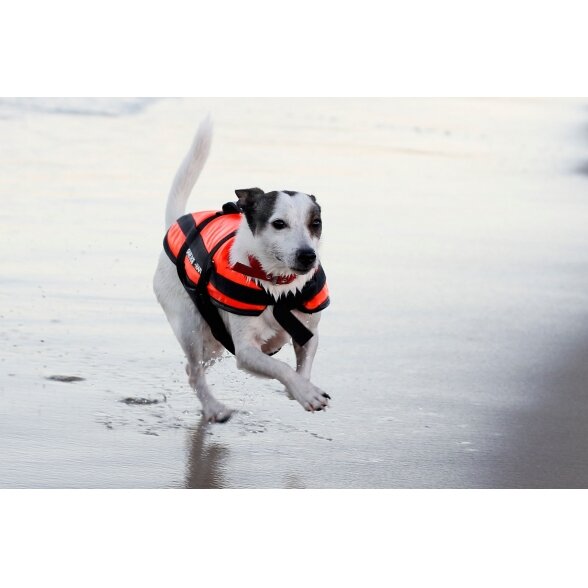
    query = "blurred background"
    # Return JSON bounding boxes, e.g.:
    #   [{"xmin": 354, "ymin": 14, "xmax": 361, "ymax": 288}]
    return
[{"xmin": 1, "ymin": 98, "xmax": 588, "ymax": 488}]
